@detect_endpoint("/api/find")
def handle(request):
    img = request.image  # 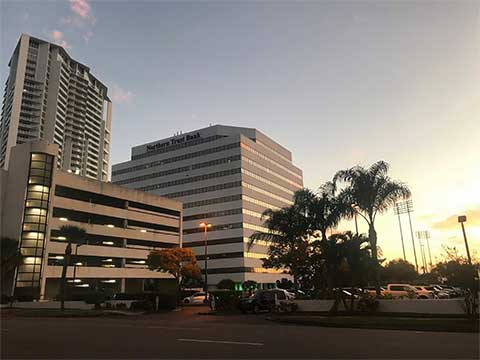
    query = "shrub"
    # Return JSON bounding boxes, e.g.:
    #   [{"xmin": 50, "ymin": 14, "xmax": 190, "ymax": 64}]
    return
[
  {"xmin": 277, "ymin": 301, "xmax": 298, "ymax": 313},
  {"xmin": 84, "ymin": 292, "xmax": 107, "ymax": 305},
  {"xmin": 242, "ymin": 280, "xmax": 258, "ymax": 291},
  {"xmin": 217, "ymin": 279, "xmax": 236, "ymax": 290},
  {"xmin": 357, "ymin": 294, "xmax": 379, "ymax": 312},
  {"xmin": 210, "ymin": 290, "xmax": 242, "ymax": 311},
  {"xmin": 131, "ymin": 300, "xmax": 154, "ymax": 312},
  {"xmin": 1, "ymin": 294, "xmax": 14, "ymax": 304}
]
